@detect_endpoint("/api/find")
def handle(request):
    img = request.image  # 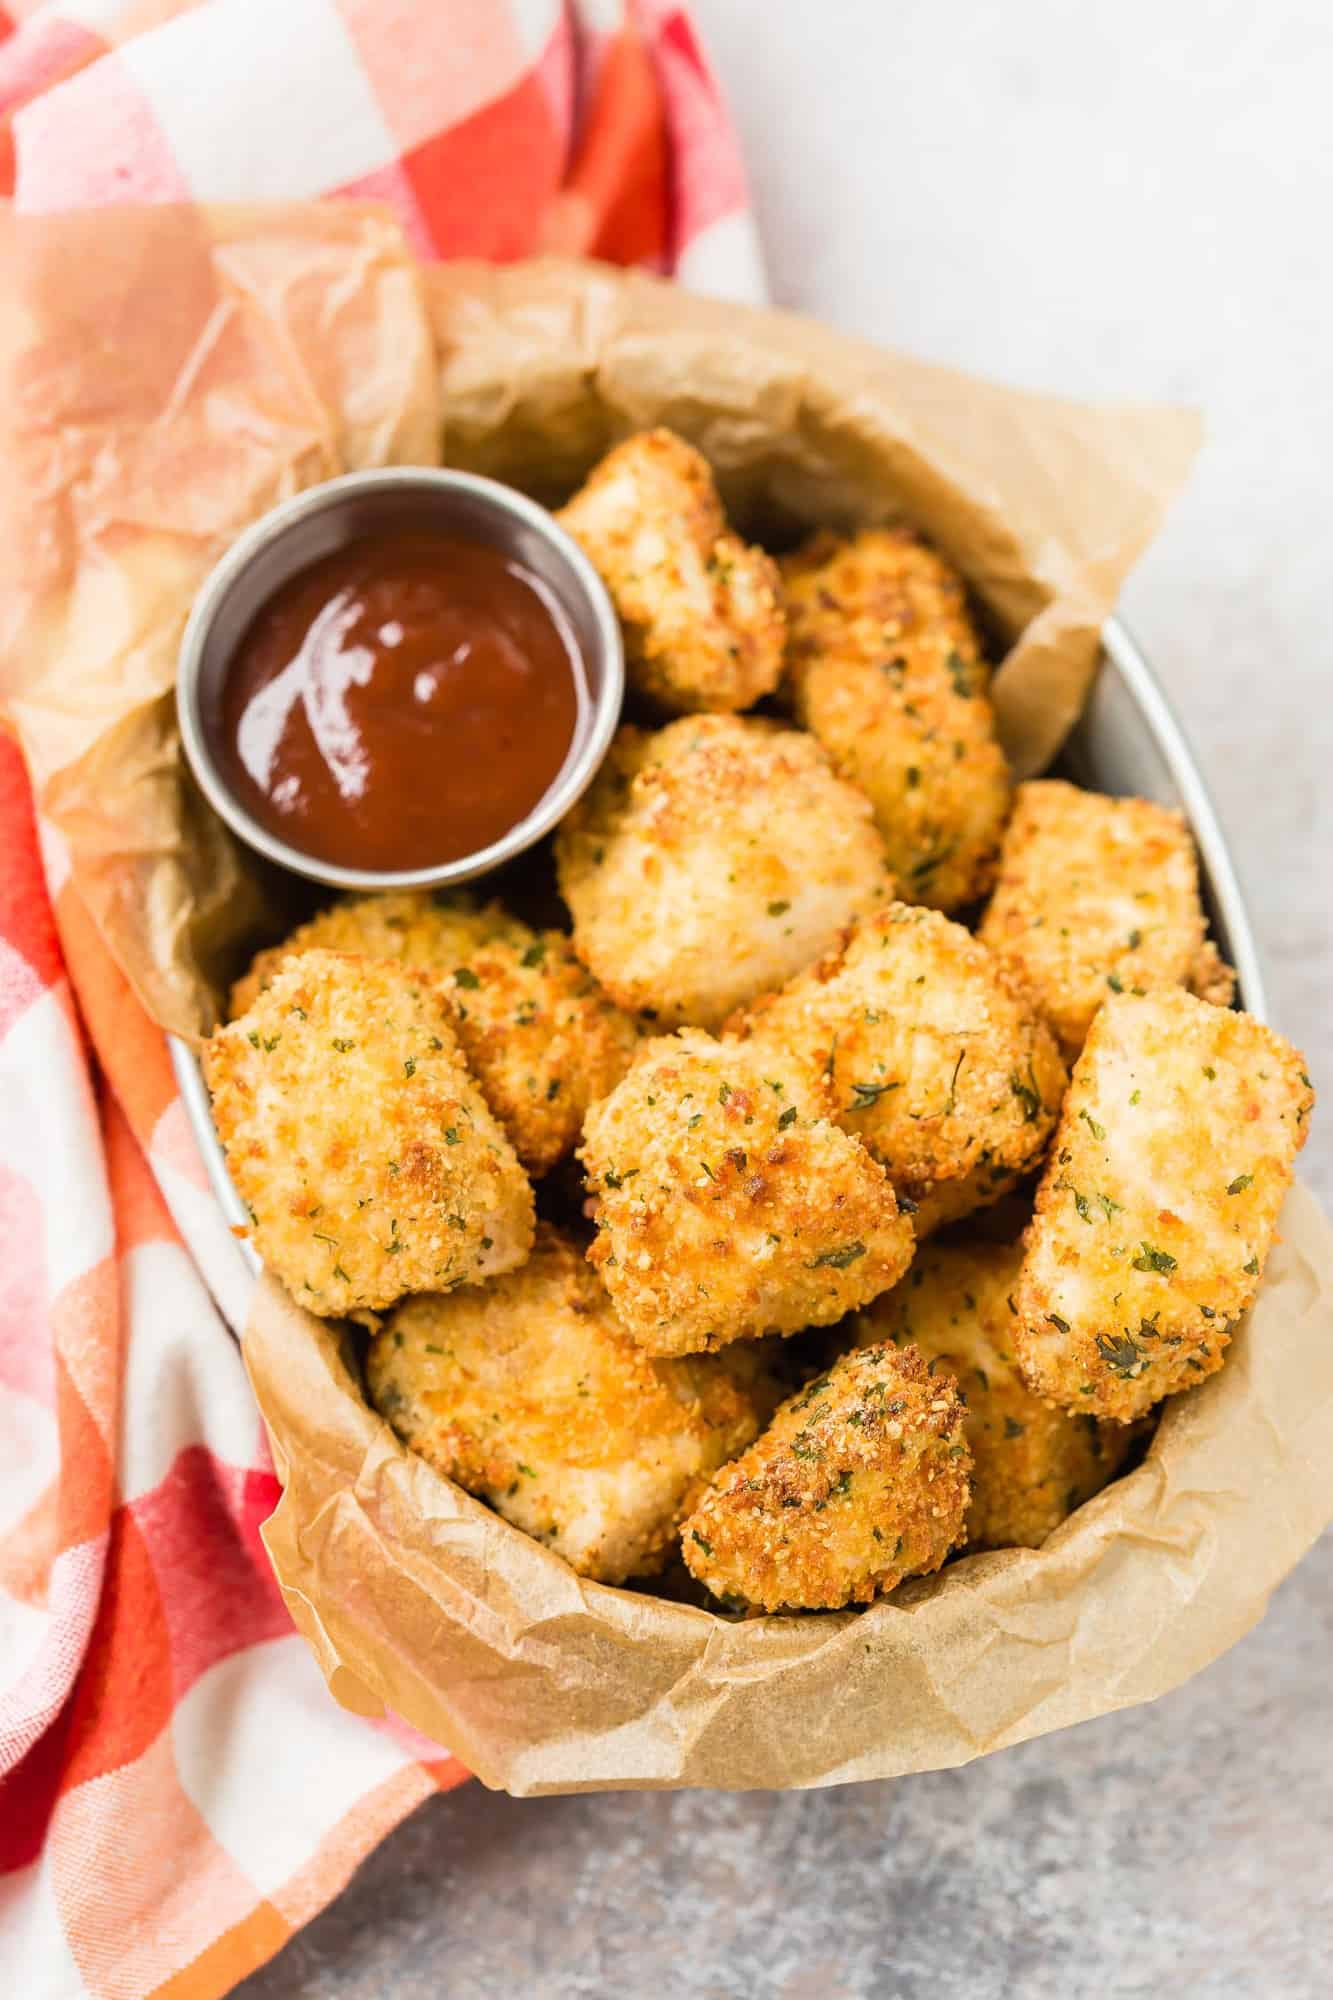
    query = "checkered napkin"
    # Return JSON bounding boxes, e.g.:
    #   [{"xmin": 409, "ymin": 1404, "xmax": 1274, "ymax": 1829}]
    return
[{"xmin": 0, "ymin": 6, "xmax": 762, "ymax": 1994}]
